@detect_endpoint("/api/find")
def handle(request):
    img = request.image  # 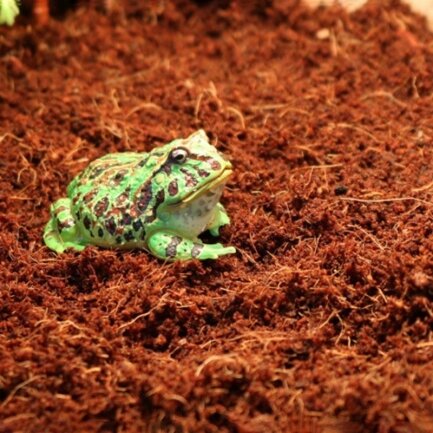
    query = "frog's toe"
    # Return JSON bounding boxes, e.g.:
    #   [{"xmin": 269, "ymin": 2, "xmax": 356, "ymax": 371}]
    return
[
  {"xmin": 196, "ymin": 243, "xmax": 236, "ymax": 260},
  {"xmin": 62, "ymin": 242, "xmax": 87, "ymax": 252},
  {"xmin": 221, "ymin": 246, "xmax": 236, "ymax": 256}
]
